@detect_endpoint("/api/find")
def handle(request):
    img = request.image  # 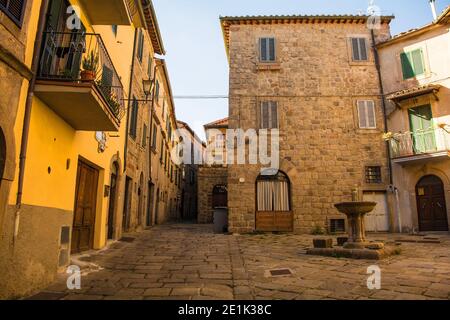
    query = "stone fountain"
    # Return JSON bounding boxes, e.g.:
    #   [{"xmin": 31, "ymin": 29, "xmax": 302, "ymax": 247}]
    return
[{"xmin": 306, "ymin": 188, "xmax": 400, "ymax": 260}]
